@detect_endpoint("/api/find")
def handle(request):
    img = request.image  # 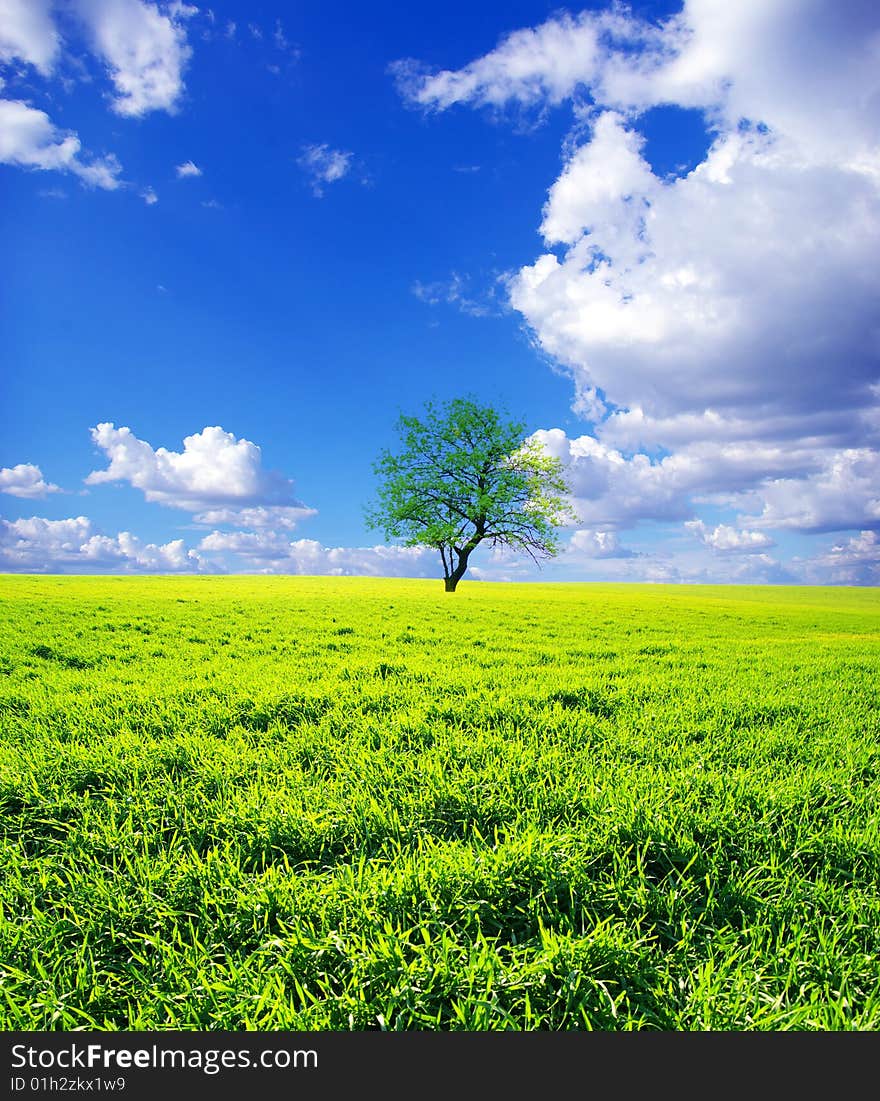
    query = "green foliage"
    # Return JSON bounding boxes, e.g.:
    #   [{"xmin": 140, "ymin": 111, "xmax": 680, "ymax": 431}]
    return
[
  {"xmin": 1, "ymin": 574, "xmax": 879, "ymax": 1029},
  {"xmin": 366, "ymin": 397, "xmax": 573, "ymax": 588}
]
